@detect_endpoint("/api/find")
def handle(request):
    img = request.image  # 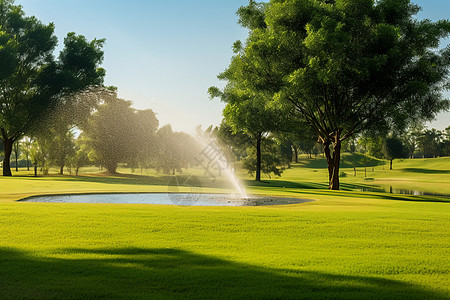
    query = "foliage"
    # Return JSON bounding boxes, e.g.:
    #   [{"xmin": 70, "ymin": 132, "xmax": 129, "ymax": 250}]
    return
[
  {"xmin": 222, "ymin": 0, "xmax": 450, "ymax": 189},
  {"xmin": 358, "ymin": 135, "xmax": 384, "ymax": 159},
  {"xmin": 154, "ymin": 125, "xmax": 198, "ymax": 175},
  {"xmin": 132, "ymin": 109, "xmax": 159, "ymax": 172},
  {"xmin": 29, "ymin": 138, "xmax": 49, "ymax": 176},
  {"xmin": 66, "ymin": 135, "xmax": 90, "ymax": 176},
  {"xmin": 83, "ymin": 94, "xmax": 139, "ymax": 173},
  {"xmin": 242, "ymin": 138, "xmax": 283, "ymax": 178},
  {"xmin": 0, "ymin": 1, "xmax": 105, "ymax": 176},
  {"xmin": 417, "ymin": 128, "xmax": 443, "ymax": 158},
  {"xmin": 382, "ymin": 137, "xmax": 408, "ymax": 169},
  {"xmin": 212, "ymin": 119, "xmax": 250, "ymax": 162},
  {"xmin": 19, "ymin": 137, "xmax": 32, "ymax": 170}
]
